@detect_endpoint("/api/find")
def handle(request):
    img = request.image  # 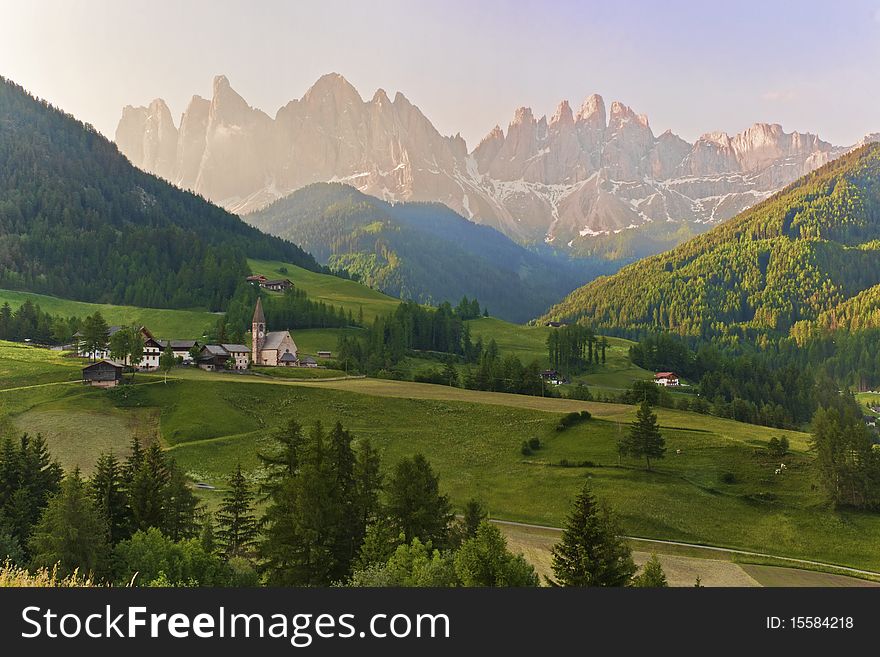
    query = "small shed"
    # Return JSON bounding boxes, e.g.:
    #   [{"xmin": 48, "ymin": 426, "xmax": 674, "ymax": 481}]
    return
[
  {"xmin": 197, "ymin": 344, "xmax": 230, "ymax": 370},
  {"xmin": 300, "ymin": 356, "xmax": 318, "ymax": 368},
  {"xmin": 317, "ymin": 350, "xmax": 332, "ymax": 358},
  {"xmin": 279, "ymin": 352, "xmax": 299, "ymax": 367},
  {"xmin": 82, "ymin": 360, "xmax": 124, "ymax": 387}
]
